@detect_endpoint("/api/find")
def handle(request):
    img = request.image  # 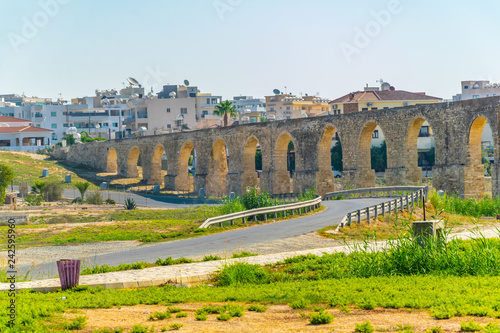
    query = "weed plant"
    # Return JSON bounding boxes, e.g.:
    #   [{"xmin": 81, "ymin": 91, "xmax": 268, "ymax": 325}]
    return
[
  {"xmin": 309, "ymin": 310, "xmax": 334, "ymax": 325},
  {"xmin": 429, "ymin": 189, "xmax": 500, "ymax": 217},
  {"xmin": 355, "ymin": 321, "xmax": 375, "ymax": 333},
  {"xmin": 460, "ymin": 320, "xmax": 483, "ymax": 332}
]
